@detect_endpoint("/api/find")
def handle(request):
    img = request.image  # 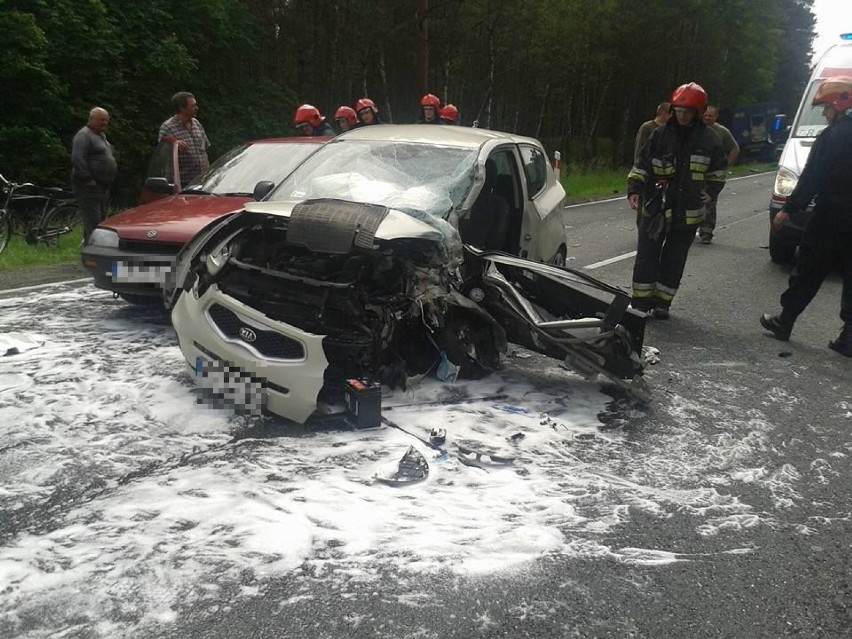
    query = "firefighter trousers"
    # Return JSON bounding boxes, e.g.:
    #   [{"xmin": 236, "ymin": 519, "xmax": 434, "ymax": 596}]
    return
[
  {"xmin": 631, "ymin": 223, "xmax": 698, "ymax": 310},
  {"xmin": 780, "ymin": 214, "xmax": 852, "ymax": 324}
]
